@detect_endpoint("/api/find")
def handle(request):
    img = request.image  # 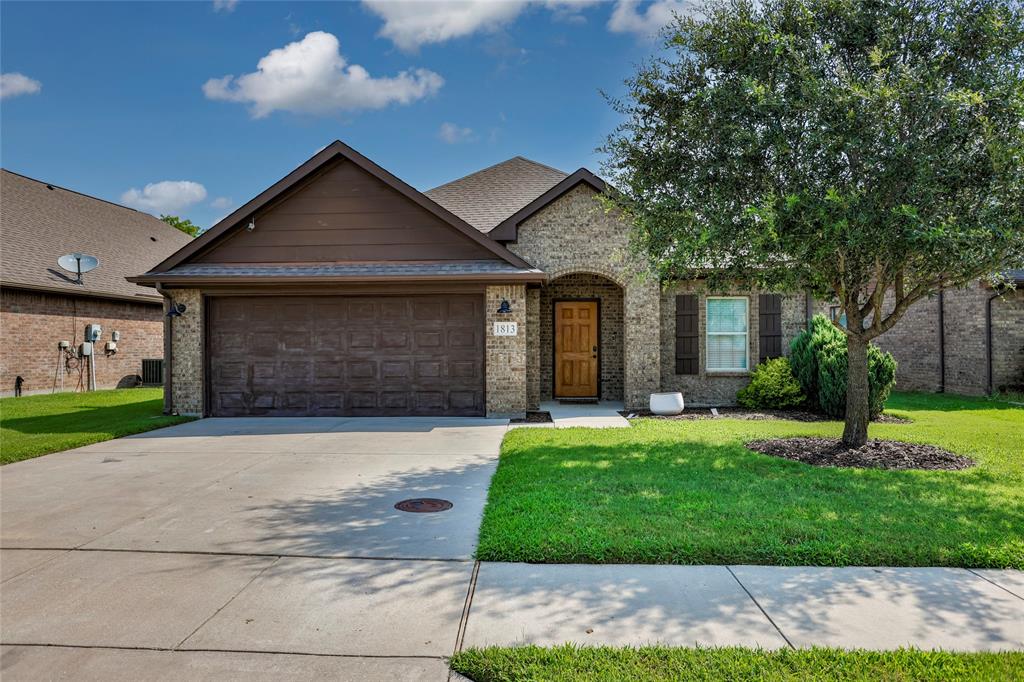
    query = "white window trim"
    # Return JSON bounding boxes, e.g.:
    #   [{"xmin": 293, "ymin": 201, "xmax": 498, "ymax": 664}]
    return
[{"xmin": 706, "ymin": 296, "xmax": 749, "ymax": 373}]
